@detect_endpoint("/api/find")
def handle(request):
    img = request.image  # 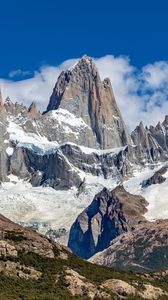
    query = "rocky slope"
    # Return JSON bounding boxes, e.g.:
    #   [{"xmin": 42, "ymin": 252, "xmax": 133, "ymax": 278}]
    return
[
  {"xmin": 68, "ymin": 185, "xmax": 148, "ymax": 259},
  {"xmin": 91, "ymin": 219, "xmax": 168, "ymax": 273},
  {"xmin": 141, "ymin": 166, "xmax": 167, "ymax": 187},
  {"xmin": 0, "ymin": 213, "xmax": 167, "ymax": 300}
]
